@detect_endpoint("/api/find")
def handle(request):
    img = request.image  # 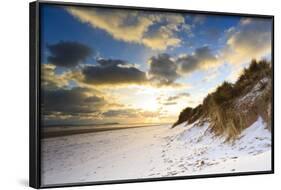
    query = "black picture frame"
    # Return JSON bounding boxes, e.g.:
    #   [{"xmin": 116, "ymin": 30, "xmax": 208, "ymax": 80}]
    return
[{"xmin": 29, "ymin": 1, "xmax": 274, "ymax": 188}]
